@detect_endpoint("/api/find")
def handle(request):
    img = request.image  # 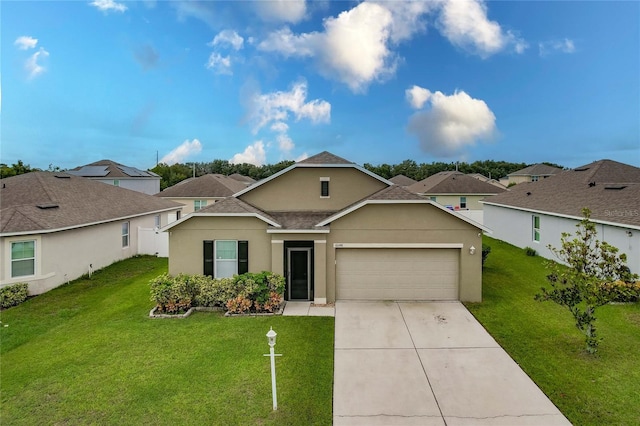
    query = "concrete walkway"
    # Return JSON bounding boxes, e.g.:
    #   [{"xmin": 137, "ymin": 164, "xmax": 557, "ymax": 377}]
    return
[
  {"xmin": 282, "ymin": 301, "xmax": 335, "ymax": 317},
  {"xmin": 333, "ymin": 301, "xmax": 571, "ymax": 425}
]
